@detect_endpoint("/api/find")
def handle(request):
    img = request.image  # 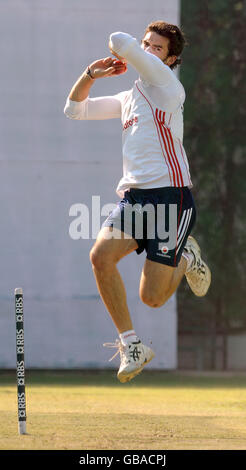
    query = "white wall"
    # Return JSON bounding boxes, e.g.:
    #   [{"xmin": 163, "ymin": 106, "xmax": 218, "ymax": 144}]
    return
[
  {"xmin": 227, "ymin": 335, "xmax": 246, "ymax": 370},
  {"xmin": 0, "ymin": 0, "xmax": 180, "ymax": 369}
]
